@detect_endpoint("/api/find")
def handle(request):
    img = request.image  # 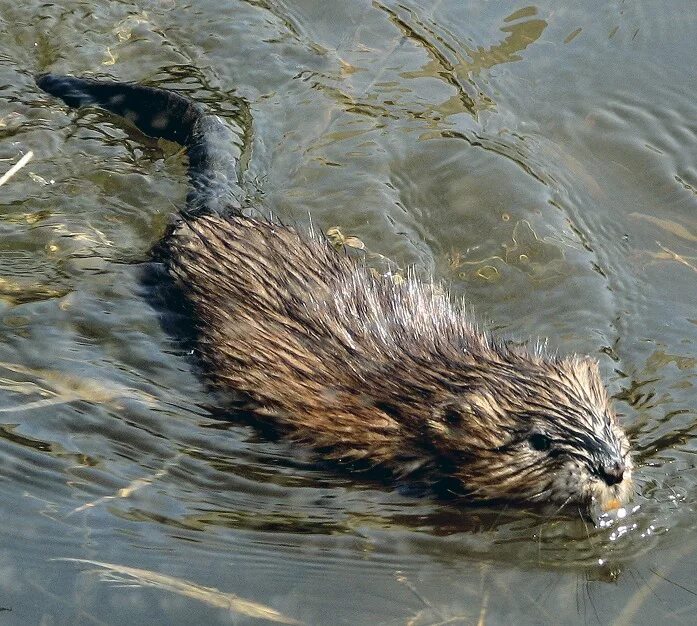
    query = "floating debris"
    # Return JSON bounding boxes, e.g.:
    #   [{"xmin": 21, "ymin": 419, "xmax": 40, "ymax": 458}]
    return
[
  {"xmin": 0, "ymin": 361, "xmax": 158, "ymax": 412},
  {"xmin": 70, "ymin": 463, "xmax": 175, "ymax": 515},
  {"xmin": 630, "ymin": 212, "xmax": 697, "ymax": 243},
  {"xmin": 0, "ymin": 151, "xmax": 33, "ymax": 187},
  {"xmin": 326, "ymin": 226, "xmax": 366, "ymax": 250},
  {"xmin": 0, "ymin": 276, "xmax": 69, "ymax": 305},
  {"xmin": 54, "ymin": 559, "xmax": 302, "ymax": 624}
]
